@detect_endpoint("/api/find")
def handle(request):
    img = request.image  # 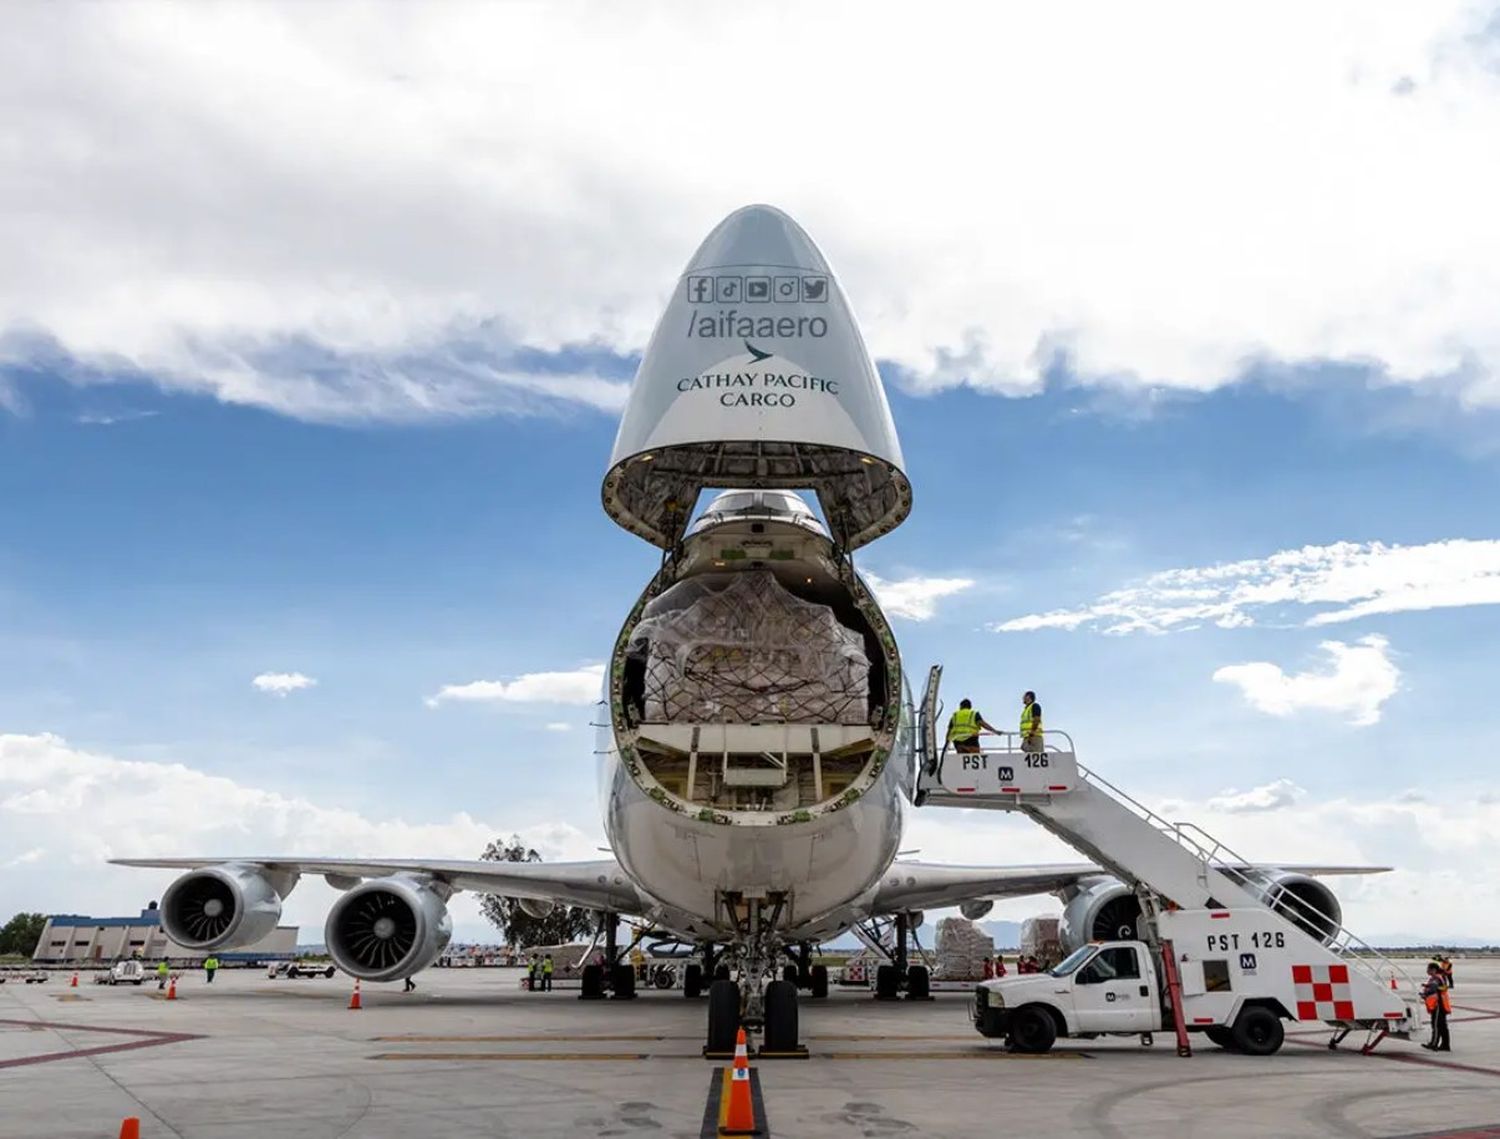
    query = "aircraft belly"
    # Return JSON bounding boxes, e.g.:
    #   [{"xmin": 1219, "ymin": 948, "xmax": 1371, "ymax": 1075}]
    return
[{"xmin": 607, "ymin": 757, "xmax": 900, "ymax": 936}]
